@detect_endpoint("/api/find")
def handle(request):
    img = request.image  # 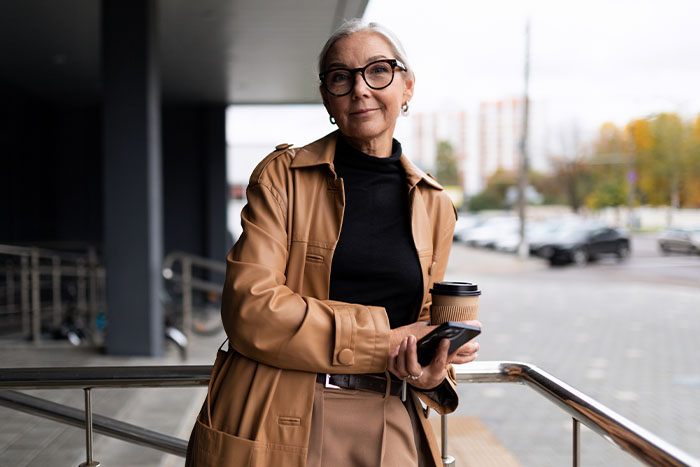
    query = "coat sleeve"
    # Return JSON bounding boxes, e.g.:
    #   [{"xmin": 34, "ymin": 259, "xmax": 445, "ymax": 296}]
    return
[
  {"xmin": 221, "ymin": 180, "xmax": 391, "ymax": 374},
  {"xmin": 414, "ymin": 196, "xmax": 460, "ymax": 414}
]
